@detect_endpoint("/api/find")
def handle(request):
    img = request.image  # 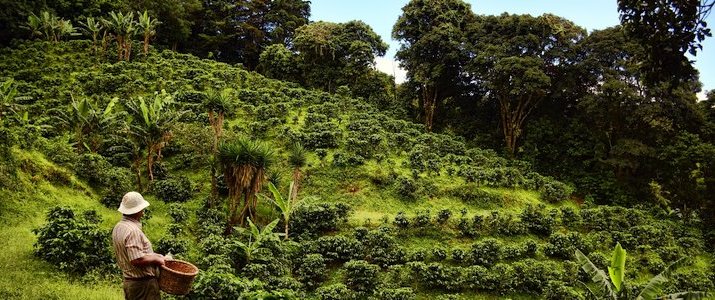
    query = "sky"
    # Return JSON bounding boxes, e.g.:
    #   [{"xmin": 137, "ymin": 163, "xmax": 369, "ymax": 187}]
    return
[{"xmin": 310, "ymin": 0, "xmax": 714, "ymax": 98}]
